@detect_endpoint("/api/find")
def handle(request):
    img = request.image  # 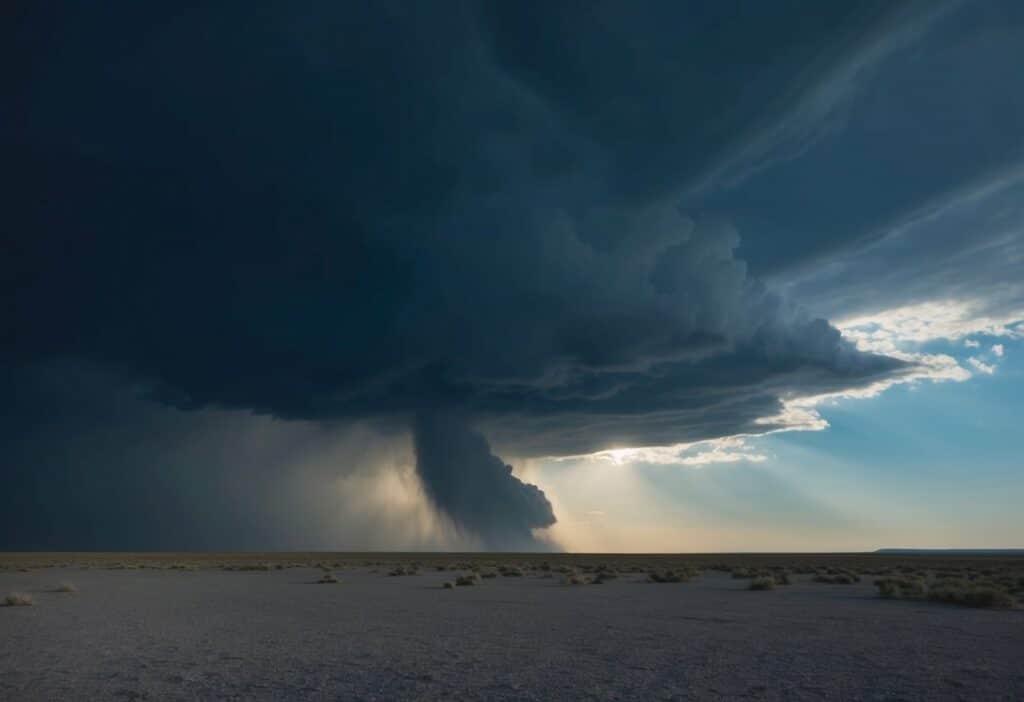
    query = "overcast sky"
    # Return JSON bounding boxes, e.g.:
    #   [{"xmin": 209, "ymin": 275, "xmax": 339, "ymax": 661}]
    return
[{"xmin": 3, "ymin": 1, "xmax": 1021, "ymax": 551}]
